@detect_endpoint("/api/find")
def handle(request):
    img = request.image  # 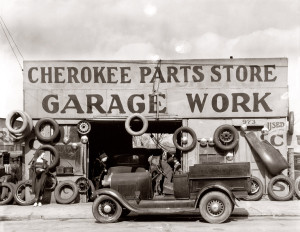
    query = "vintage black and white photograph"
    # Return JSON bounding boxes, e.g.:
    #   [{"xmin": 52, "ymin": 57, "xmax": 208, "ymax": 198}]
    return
[{"xmin": 0, "ymin": 0, "xmax": 300, "ymax": 231}]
